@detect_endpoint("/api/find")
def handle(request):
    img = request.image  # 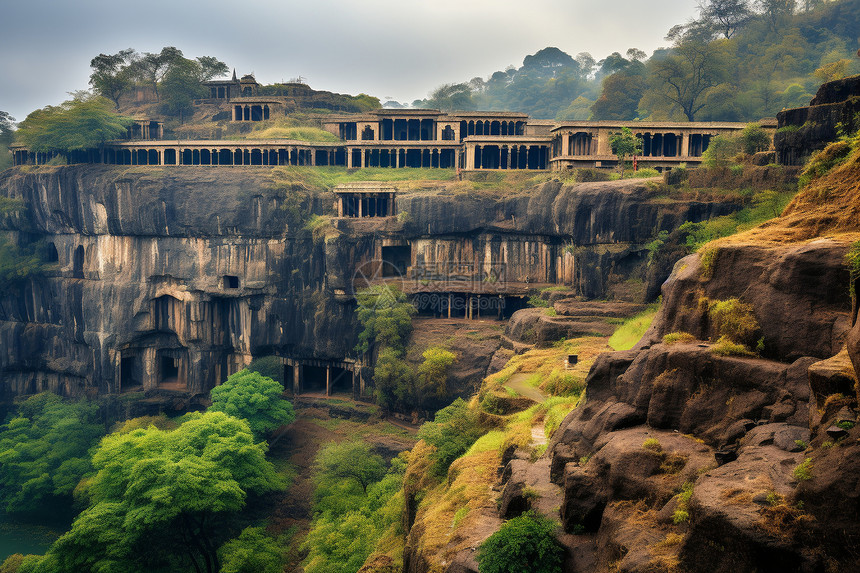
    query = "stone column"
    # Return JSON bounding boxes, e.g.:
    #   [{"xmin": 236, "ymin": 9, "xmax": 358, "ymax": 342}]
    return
[
  {"xmin": 680, "ymin": 133, "xmax": 688, "ymax": 157},
  {"xmin": 293, "ymin": 363, "xmax": 300, "ymax": 394},
  {"xmin": 326, "ymin": 366, "xmax": 331, "ymax": 396}
]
